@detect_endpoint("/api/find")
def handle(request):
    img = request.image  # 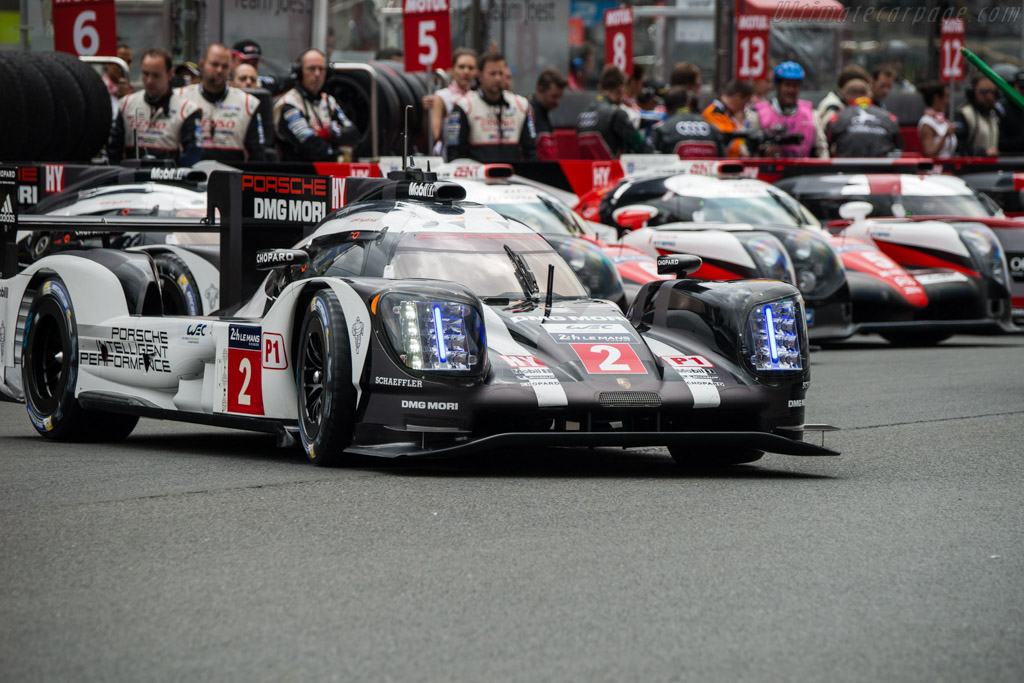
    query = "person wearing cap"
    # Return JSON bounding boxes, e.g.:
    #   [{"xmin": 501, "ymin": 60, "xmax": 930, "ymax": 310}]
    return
[
  {"xmin": 232, "ymin": 39, "xmax": 263, "ymax": 71},
  {"xmin": 446, "ymin": 50, "xmax": 537, "ymax": 162},
  {"xmin": 825, "ymin": 79, "xmax": 902, "ymax": 158},
  {"xmin": 274, "ymin": 48, "xmax": 359, "ymax": 162},
  {"xmin": 998, "ymin": 70, "xmax": 1024, "ymax": 155},
  {"xmin": 746, "ymin": 61, "xmax": 828, "ymax": 158},
  {"xmin": 530, "ymin": 66, "xmax": 568, "ymax": 161},
  {"xmin": 108, "ymin": 47, "xmax": 203, "ymax": 166},
  {"xmin": 178, "ymin": 43, "xmax": 266, "ymax": 162}
]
